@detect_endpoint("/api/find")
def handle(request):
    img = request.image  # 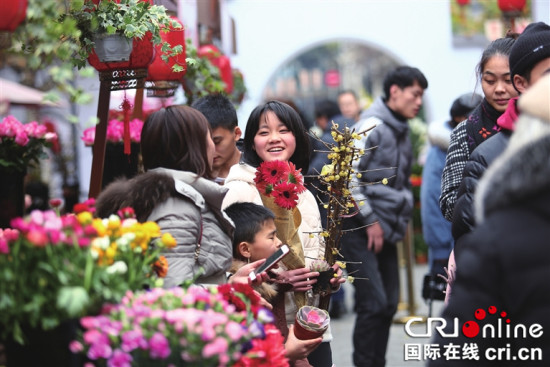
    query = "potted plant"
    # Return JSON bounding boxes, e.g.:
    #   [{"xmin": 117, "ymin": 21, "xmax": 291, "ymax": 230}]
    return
[
  {"xmin": 67, "ymin": 0, "xmax": 182, "ymax": 68},
  {"xmin": 0, "ymin": 116, "xmax": 58, "ymax": 228},
  {"xmin": 0, "ymin": 204, "xmax": 176, "ymax": 366},
  {"xmin": 81, "ymin": 117, "xmax": 144, "ymax": 188}
]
